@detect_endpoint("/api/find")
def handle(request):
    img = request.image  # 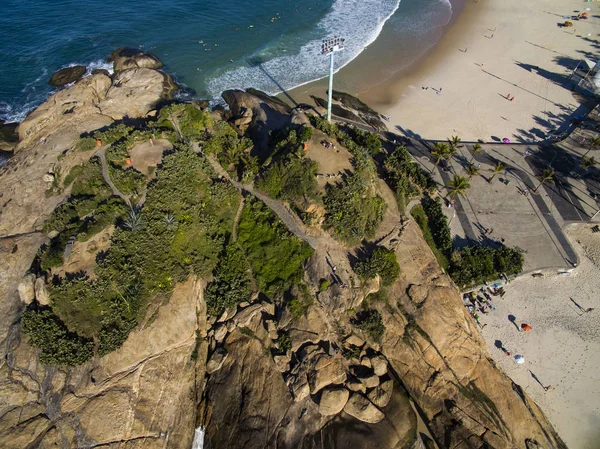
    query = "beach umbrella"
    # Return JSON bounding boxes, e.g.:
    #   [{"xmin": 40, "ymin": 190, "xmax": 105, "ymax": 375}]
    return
[
  {"xmin": 521, "ymin": 323, "xmax": 532, "ymax": 332},
  {"xmin": 502, "ymin": 138, "xmax": 511, "ymax": 143},
  {"xmin": 513, "ymin": 354, "xmax": 525, "ymax": 364}
]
